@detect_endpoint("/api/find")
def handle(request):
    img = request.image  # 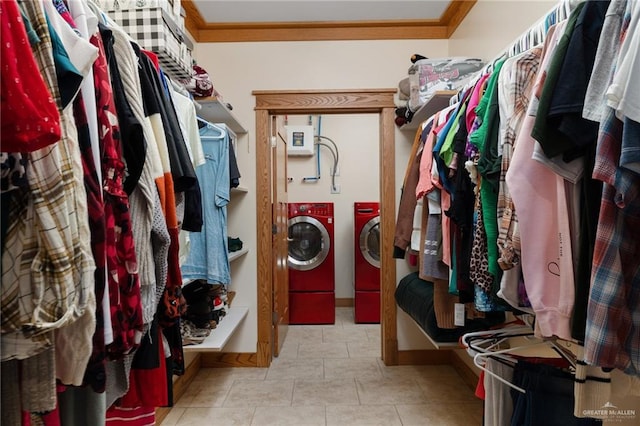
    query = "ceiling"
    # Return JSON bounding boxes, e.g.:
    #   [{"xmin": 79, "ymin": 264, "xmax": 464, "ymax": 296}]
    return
[{"xmin": 183, "ymin": 0, "xmax": 477, "ymax": 42}]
